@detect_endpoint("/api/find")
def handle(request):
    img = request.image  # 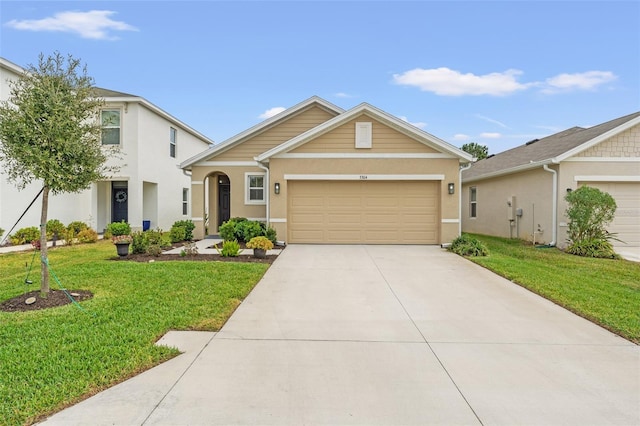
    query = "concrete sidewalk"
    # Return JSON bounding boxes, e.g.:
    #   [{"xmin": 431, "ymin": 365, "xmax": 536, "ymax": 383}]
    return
[{"xmin": 40, "ymin": 245, "xmax": 639, "ymax": 425}]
